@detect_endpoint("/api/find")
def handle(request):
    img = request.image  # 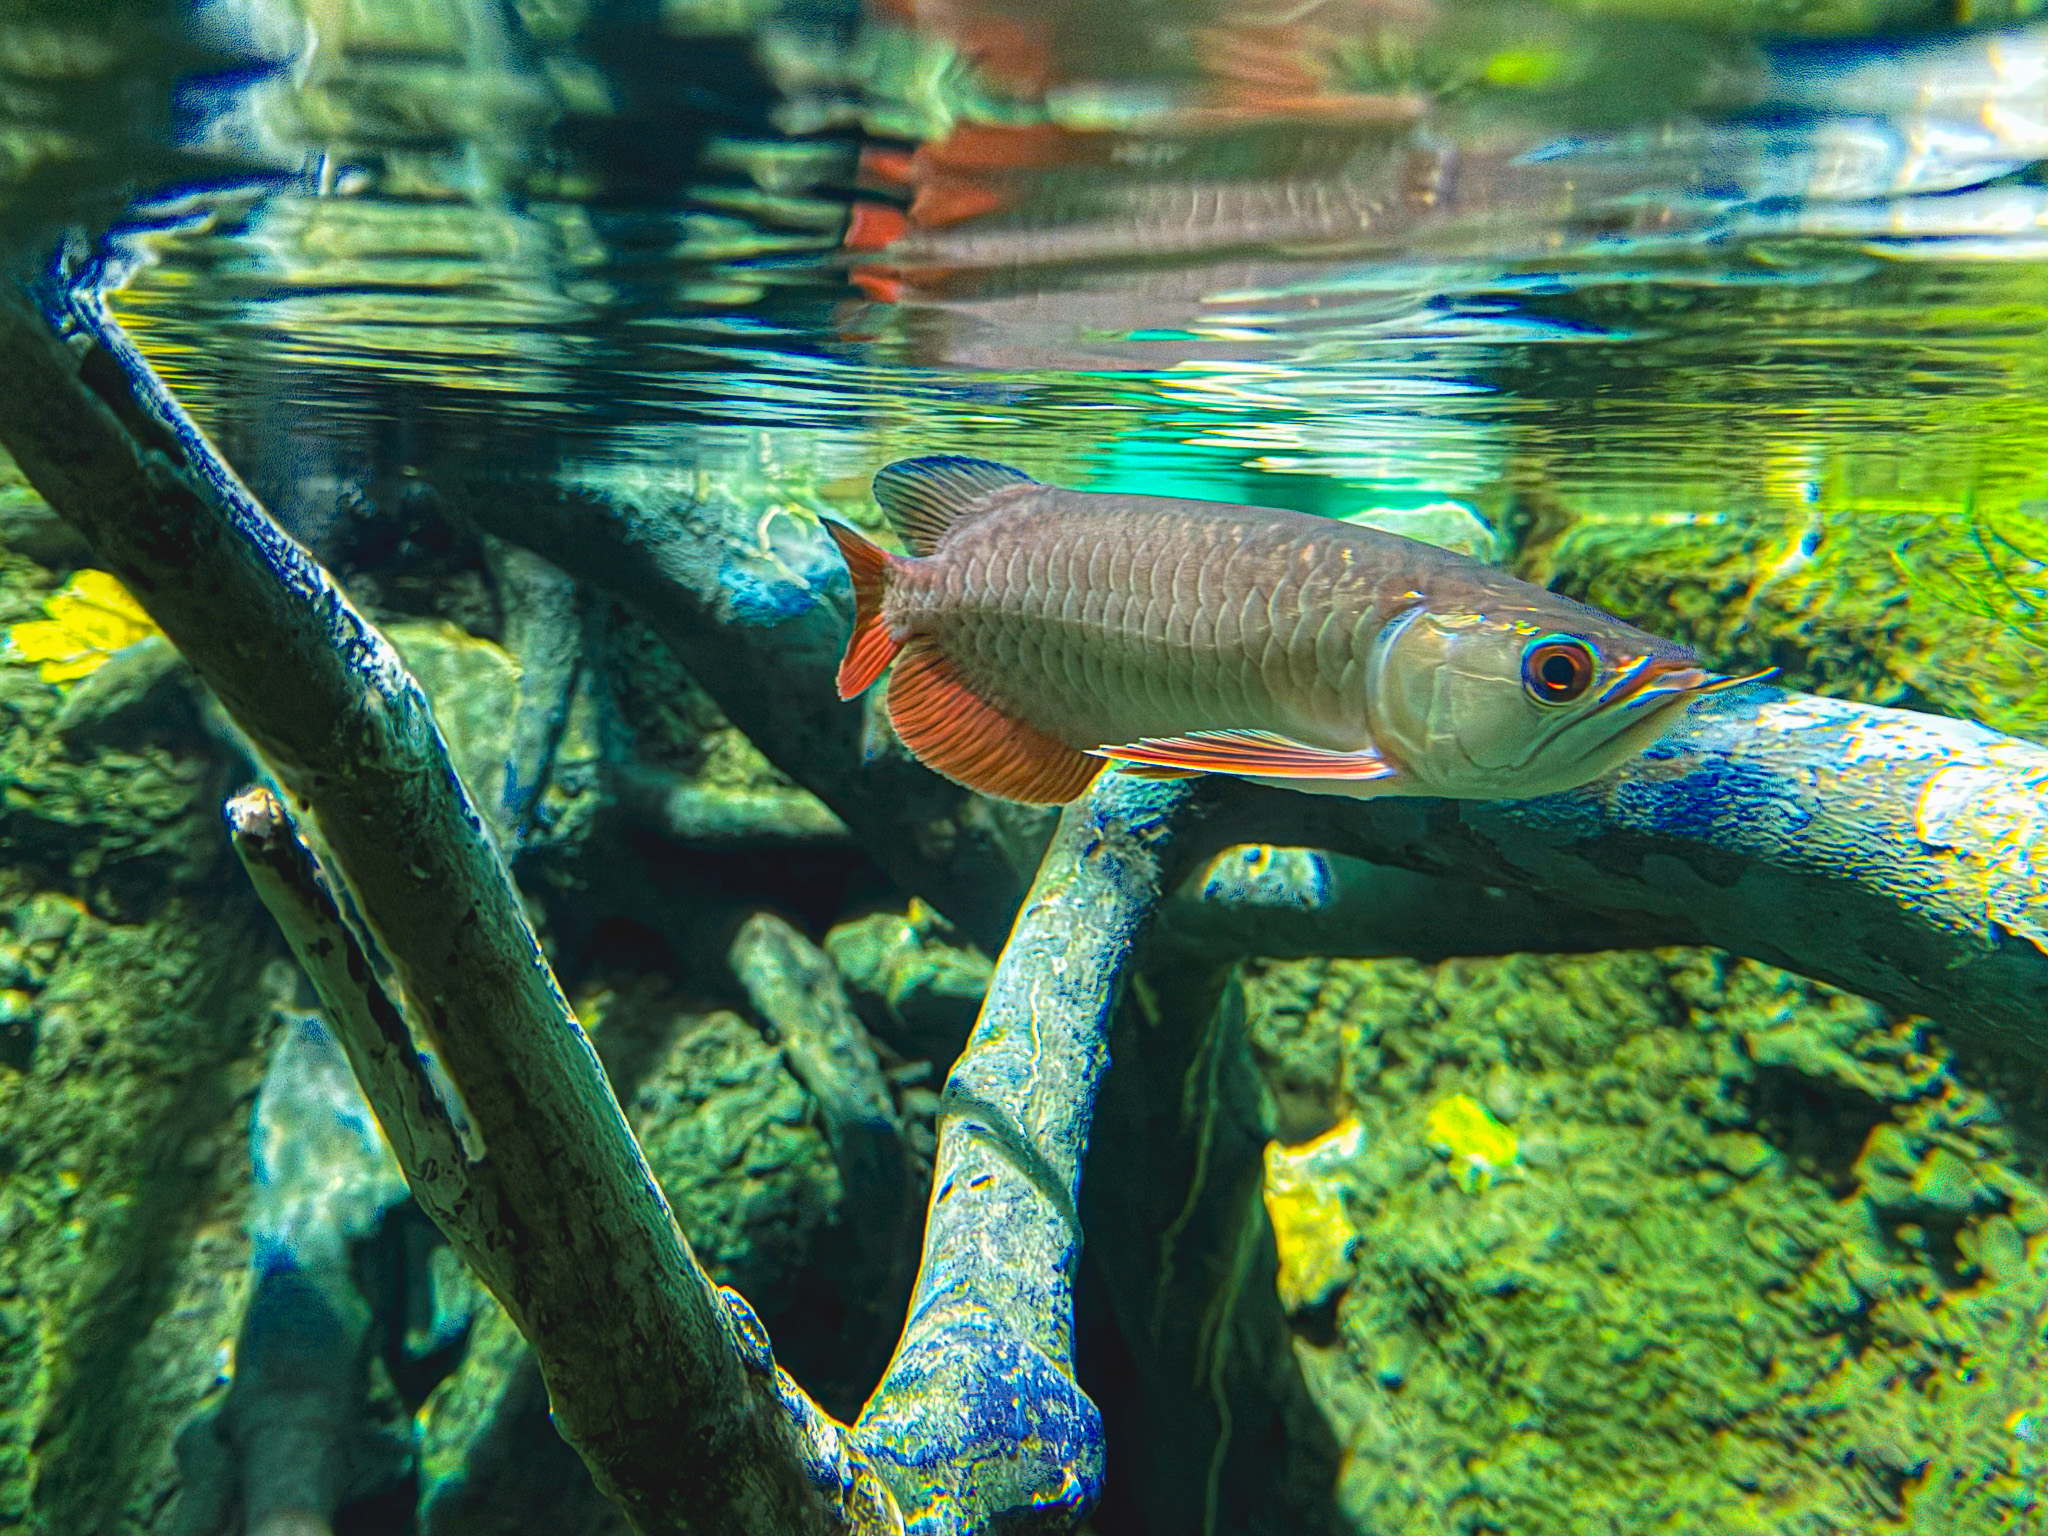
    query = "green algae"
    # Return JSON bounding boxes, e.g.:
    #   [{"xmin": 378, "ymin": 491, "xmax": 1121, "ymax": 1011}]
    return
[
  {"xmin": 1243, "ymin": 947, "xmax": 2048, "ymax": 1535},
  {"xmin": 0, "ymin": 494, "xmax": 292, "ymax": 1534},
  {"xmin": 0, "ymin": 878, "xmax": 280, "ymax": 1536}
]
